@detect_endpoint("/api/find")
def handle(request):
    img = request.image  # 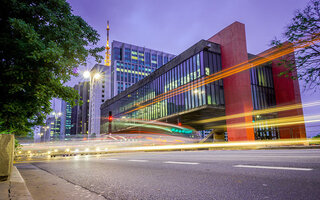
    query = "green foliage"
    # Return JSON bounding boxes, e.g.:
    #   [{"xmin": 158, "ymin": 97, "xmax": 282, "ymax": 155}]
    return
[
  {"xmin": 0, "ymin": 0, "xmax": 104, "ymax": 136},
  {"xmin": 14, "ymin": 139, "xmax": 21, "ymax": 151},
  {"xmin": 271, "ymin": 0, "xmax": 320, "ymax": 90},
  {"xmin": 313, "ymin": 134, "xmax": 320, "ymax": 138},
  {"xmin": 0, "ymin": 125, "xmax": 20, "ymax": 150}
]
